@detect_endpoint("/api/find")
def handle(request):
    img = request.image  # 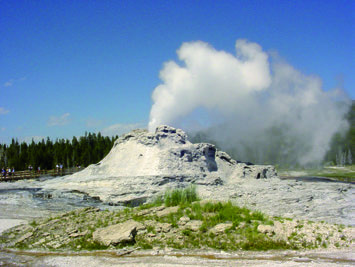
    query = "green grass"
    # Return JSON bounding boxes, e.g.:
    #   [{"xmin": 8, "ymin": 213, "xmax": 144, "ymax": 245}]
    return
[
  {"xmin": 278, "ymin": 165, "xmax": 355, "ymax": 182},
  {"xmin": 160, "ymin": 185, "xmax": 199, "ymax": 207},
  {"xmin": 29, "ymin": 220, "xmax": 38, "ymax": 227},
  {"xmin": 67, "ymin": 238, "xmax": 108, "ymax": 251},
  {"xmin": 189, "ymin": 201, "xmax": 272, "ymax": 229},
  {"xmin": 313, "ymin": 172, "xmax": 354, "ymax": 181},
  {"xmin": 146, "ymin": 225, "xmax": 156, "ymax": 233}
]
